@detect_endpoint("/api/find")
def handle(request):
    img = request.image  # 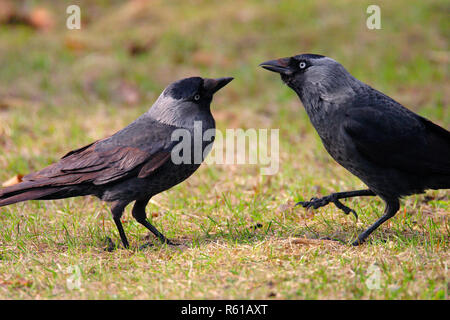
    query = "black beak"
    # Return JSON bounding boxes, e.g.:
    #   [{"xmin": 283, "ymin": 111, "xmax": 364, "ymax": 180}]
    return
[
  {"xmin": 259, "ymin": 58, "xmax": 293, "ymax": 75},
  {"xmin": 203, "ymin": 77, "xmax": 234, "ymax": 94}
]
